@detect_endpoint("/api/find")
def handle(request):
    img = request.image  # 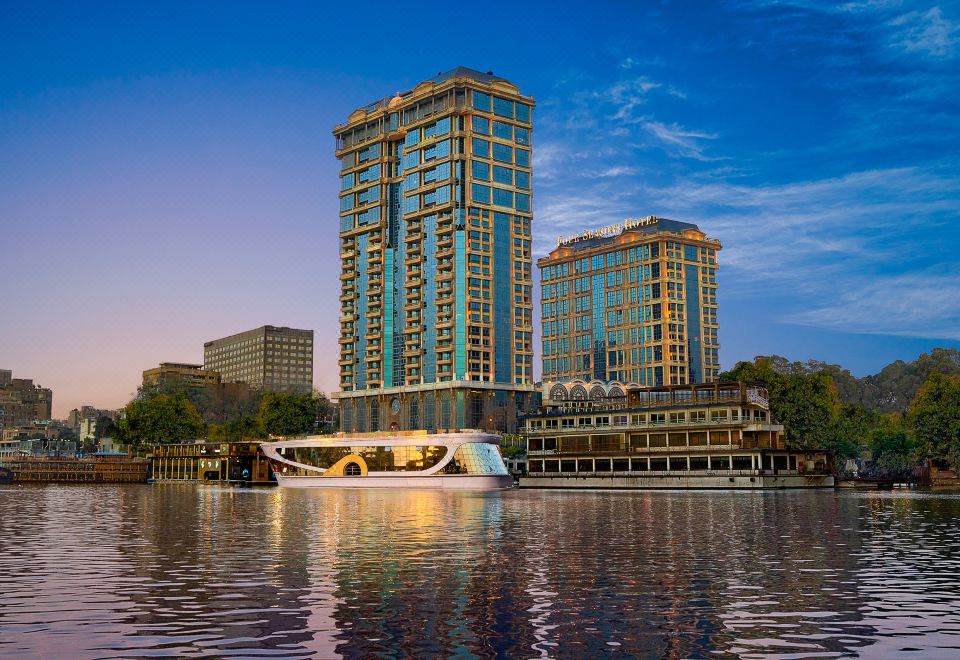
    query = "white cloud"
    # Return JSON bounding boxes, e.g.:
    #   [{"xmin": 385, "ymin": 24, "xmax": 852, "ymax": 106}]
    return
[
  {"xmin": 637, "ymin": 166, "xmax": 960, "ymax": 336},
  {"xmin": 642, "ymin": 121, "xmax": 720, "ymax": 160},
  {"xmin": 889, "ymin": 6, "xmax": 960, "ymax": 58},
  {"xmin": 788, "ymin": 270, "xmax": 960, "ymax": 339}
]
